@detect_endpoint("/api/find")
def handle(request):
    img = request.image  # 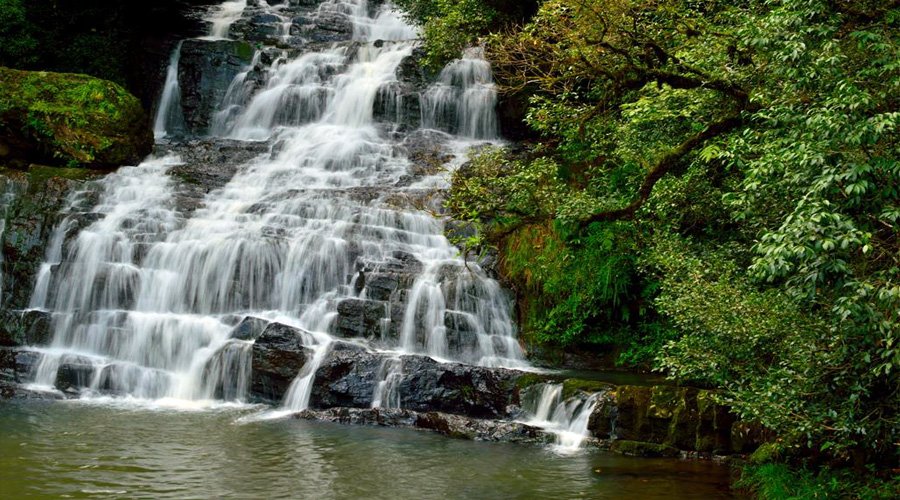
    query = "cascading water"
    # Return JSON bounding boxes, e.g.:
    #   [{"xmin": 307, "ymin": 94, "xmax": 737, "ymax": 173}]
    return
[
  {"xmin": 421, "ymin": 47, "xmax": 499, "ymax": 139},
  {"xmin": 26, "ymin": 0, "xmax": 525, "ymax": 411},
  {"xmin": 154, "ymin": 41, "xmax": 185, "ymax": 139},
  {"xmin": 521, "ymin": 383, "xmax": 606, "ymax": 453},
  {"xmin": 205, "ymin": 0, "xmax": 248, "ymax": 39}
]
